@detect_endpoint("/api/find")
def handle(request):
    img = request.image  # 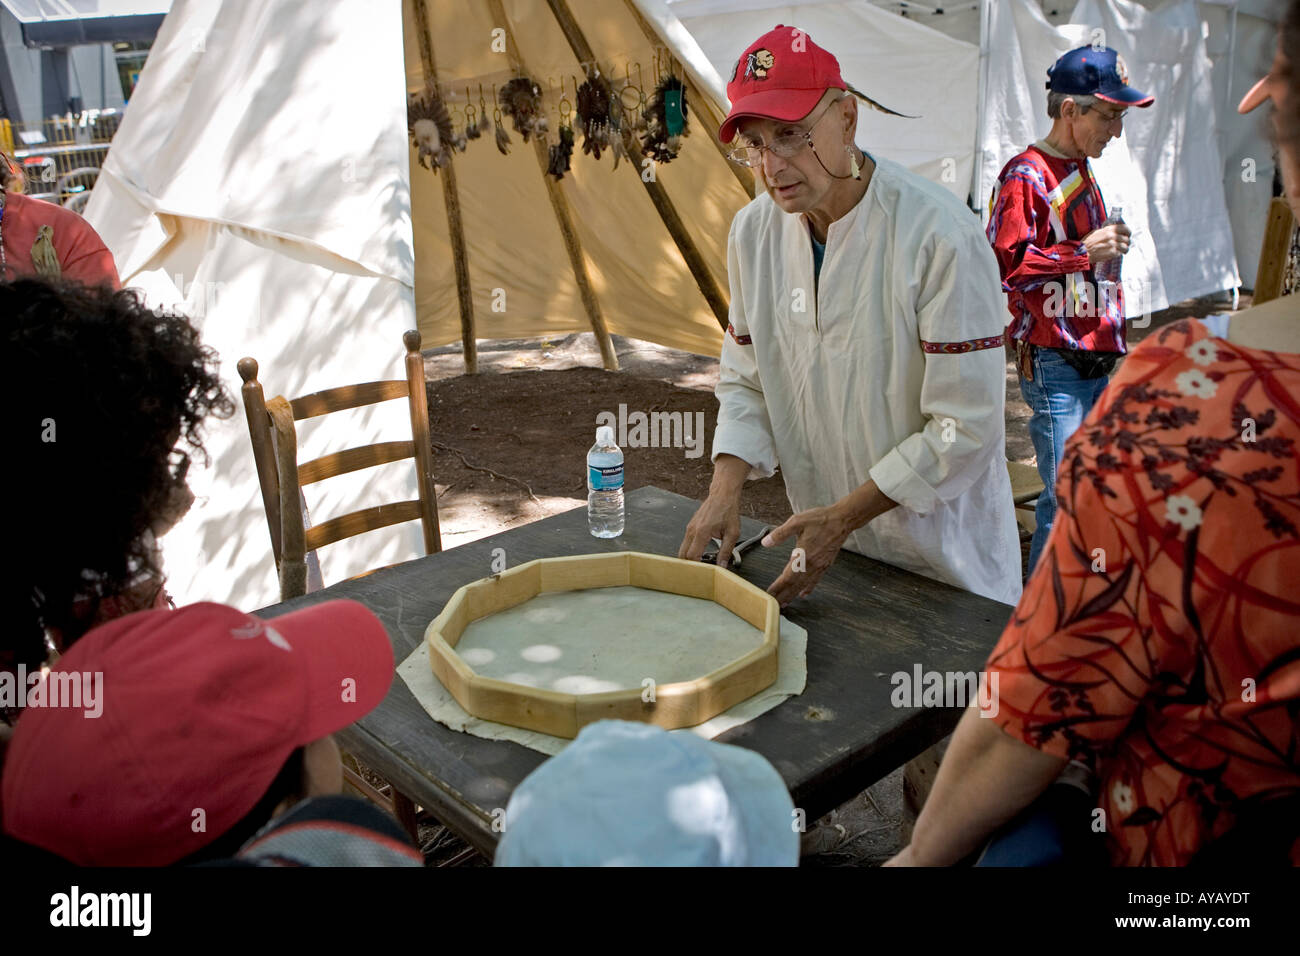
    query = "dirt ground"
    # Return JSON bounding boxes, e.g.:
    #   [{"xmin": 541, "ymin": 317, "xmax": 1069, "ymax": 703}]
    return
[{"xmin": 414, "ymin": 292, "xmax": 1242, "ymax": 866}]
